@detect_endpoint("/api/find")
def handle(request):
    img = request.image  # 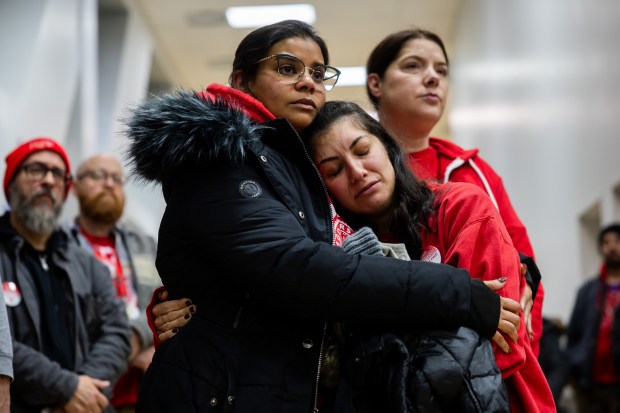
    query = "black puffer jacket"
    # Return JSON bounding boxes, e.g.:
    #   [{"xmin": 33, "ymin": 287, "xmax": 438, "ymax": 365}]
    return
[
  {"xmin": 343, "ymin": 329, "xmax": 509, "ymax": 413},
  {"xmin": 338, "ymin": 229, "xmax": 509, "ymax": 413},
  {"xmin": 124, "ymin": 85, "xmax": 501, "ymax": 413}
]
